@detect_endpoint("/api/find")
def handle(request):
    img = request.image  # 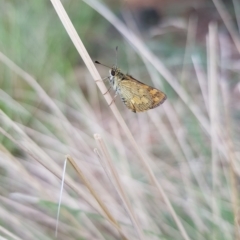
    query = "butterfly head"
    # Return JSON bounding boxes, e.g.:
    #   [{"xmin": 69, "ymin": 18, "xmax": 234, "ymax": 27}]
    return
[{"xmin": 109, "ymin": 66, "xmax": 120, "ymax": 77}]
